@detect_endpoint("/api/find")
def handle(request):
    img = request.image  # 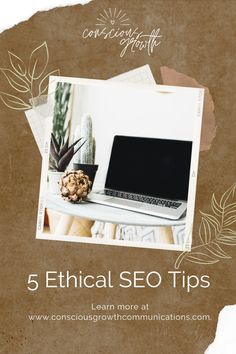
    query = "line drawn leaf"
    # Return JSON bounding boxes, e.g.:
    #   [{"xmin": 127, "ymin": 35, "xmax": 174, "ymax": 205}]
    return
[
  {"xmin": 200, "ymin": 212, "xmax": 220, "ymax": 232},
  {"xmin": 0, "ymin": 92, "xmax": 31, "ymax": 110},
  {"xmin": 38, "ymin": 69, "xmax": 60, "ymax": 95},
  {"xmin": 220, "ymin": 183, "xmax": 236, "ymax": 208},
  {"xmin": 224, "ymin": 204, "xmax": 236, "ymax": 217},
  {"xmin": 211, "ymin": 194, "xmax": 223, "ymax": 216},
  {"xmin": 223, "ymin": 216, "xmax": 236, "ymax": 227},
  {"xmin": 30, "ymin": 59, "xmax": 37, "ymax": 89},
  {"xmin": 8, "ymin": 51, "xmax": 26, "ymax": 76},
  {"xmin": 218, "ymin": 235, "xmax": 236, "ymax": 246},
  {"xmin": 184, "ymin": 252, "xmax": 219, "ymax": 265},
  {"xmin": 220, "ymin": 229, "xmax": 236, "ymax": 236},
  {"xmin": 0, "ymin": 41, "xmax": 59, "ymax": 112},
  {"xmin": 28, "ymin": 41, "xmax": 49, "ymax": 80},
  {"xmin": 221, "ymin": 234, "xmax": 236, "ymax": 240},
  {"xmin": 205, "ymin": 242, "xmax": 231, "ymax": 259},
  {"xmin": 174, "ymin": 182, "xmax": 236, "ymax": 269},
  {"xmin": 0, "ymin": 68, "xmax": 30, "ymax": 92},
  {"xmin": 174, "ymin": 251, "xmax": 188, "ymax": 269},
  {"xmin": 199, "ymin": 217, "xmax": 213, "ymax": 244},
  {"xmin": 225, "ymin": 202, "xmax": 236, "ymax": 213}
]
